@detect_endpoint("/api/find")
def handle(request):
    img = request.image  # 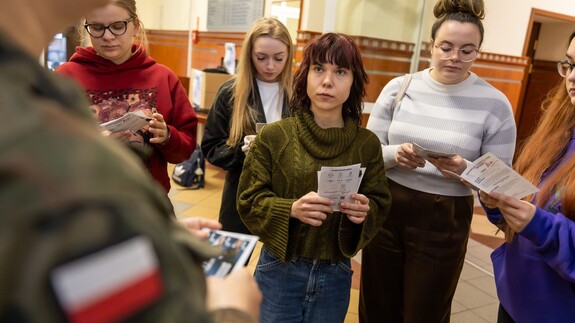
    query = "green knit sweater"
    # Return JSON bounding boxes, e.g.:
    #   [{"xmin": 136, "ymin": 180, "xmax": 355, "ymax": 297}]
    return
[{"xmin": 238, "ymin": 111, "xmax": 391, "ymax": 261}]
